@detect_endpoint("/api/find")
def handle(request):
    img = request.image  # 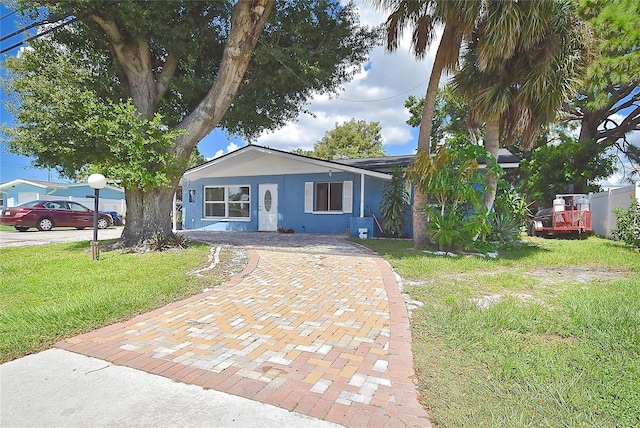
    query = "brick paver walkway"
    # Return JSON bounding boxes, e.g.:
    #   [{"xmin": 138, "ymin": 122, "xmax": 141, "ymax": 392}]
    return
[{"xmin": 56, "ymin": 233, "xmax": 431, "ymax": 427}]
